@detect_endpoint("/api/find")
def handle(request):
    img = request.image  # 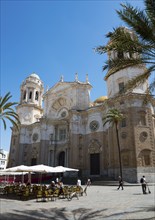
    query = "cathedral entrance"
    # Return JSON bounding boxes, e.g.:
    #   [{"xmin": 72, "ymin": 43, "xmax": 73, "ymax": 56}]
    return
[
  {"xmin": 58, "ymin": 151, "xmax": 65, "ymax": 166},
  {"xmin": 88, "ymin": 139, "xmax": 102, "ymax": 175},
  {"xmin": 90, "ymin": 153, "xmax": 100, "ymax": 175},
  {"xmin": 31, "ymin": 158, "xmax": 37, "ymax": 166}
]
